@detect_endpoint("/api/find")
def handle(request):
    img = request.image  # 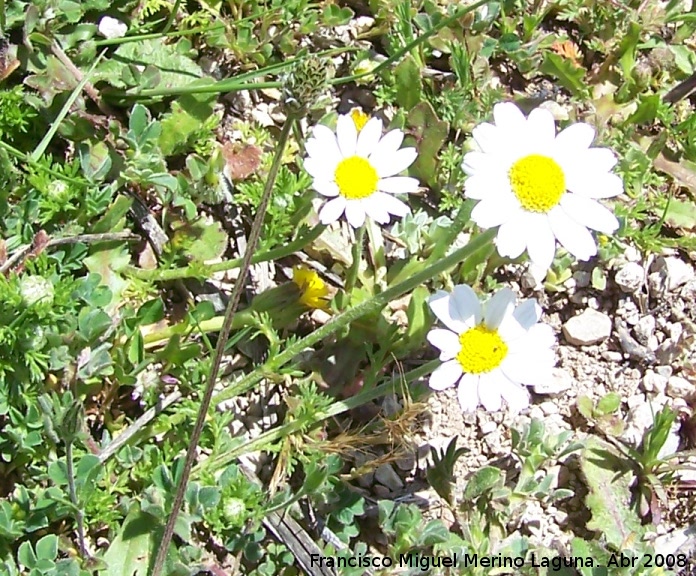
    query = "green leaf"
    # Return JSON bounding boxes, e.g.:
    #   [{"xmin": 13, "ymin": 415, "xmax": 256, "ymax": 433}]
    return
[
  {"xmin": 404, "ymin": 101, "xmax": 449, "ymax": 188},
  {"xmin": 79, "ymin": 140, "xmax": 112, "ymax": 183},
  {"xmin": 581, "ymin": 437, "xmax": 643, "ymax": 549},
  {"xmin": 463, "ymin": 466, "xmax": 502, "ymax": 500},
  {"xmin": 401, "ymin": 285, "xmax": 429, "ymax": 352},
  {"xmin": 540, "ymin": 52, "xmax": 586, "ymax": 96},
  {"xmin": 91, "ymin": 195, "xmax": 132, "ymax": 234},
  {"xmin": 35, "ymin": 534, "xmax": 58, "ymax": 560},
  {"xmin": 171, "ymin": 217, "xmax": 229, "ymax": 263},
  {"xmin": 18, "ymin": 541, "xmax": 37, "ymax": 568},
  {"xmin": 136, "ymin": 299, "xmax": 165, "ymax": 325},
  {"xmin": 104, "ymin": 505, "xmax": 164, "ymax": 576},
  {"xmin": 625, "ymin": 94, "xmax": 660, "ymax": 125},
  {"xmin": 576, "ymin": 395, "xmax": 594, "ymax": 420},
  {"xmin": 393, "ymin": 55, "xmax": 423, "ymax": 110},
  {"xmin": 159, "ymin": 95, "xmax": 216, "ymax": 157},
  {"xmin": 664, "ymin": 197, "xmax": 696, "ymax": 231},
  {"xmin": 596, "ymin": 392, "xmax": 621, "ymax": 415}
]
